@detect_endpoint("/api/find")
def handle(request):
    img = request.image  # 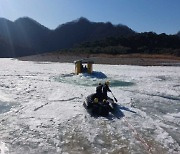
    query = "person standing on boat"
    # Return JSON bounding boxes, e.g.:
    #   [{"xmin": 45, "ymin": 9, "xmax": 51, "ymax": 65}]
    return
[
  {"xmin": 102, "ymin": 81, "xmax": 111, "ymax": 100},
  {"xmin": 96, "ymin": 82, "xmax": 103, "ymax": 101}
]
